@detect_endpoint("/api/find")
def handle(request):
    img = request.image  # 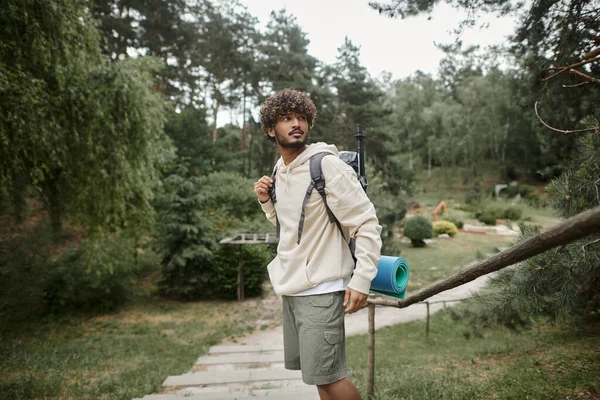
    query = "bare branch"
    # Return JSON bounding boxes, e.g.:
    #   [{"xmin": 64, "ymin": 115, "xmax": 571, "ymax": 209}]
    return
[
  {"xmin": 583, "ymin": 47, "xmax": 600, "ymax": 61},
  {"xmin": 563, "ymin": 81, "xmax": 590, "ymax": 88},
  {"xmin": 542, "ymin": 56, "xmax": 600, "ymax": 82},
  {"xmin": 569, "ymin": 69, "xmax": 600, "ymax": 83},
  {"xmin": 546, "ymin": 55, "xmax": 600, "ymax": 71},
  {"xmin": 535, "ymin": 102, "xmax": 599, "ymax": 135},
  {"xmin": 582, "ymin": 238, "xmax": 600, "ymax": 253},
  {"xmin": 368, "ymin": 206, "xmax": 600, "ymax": 308}
]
